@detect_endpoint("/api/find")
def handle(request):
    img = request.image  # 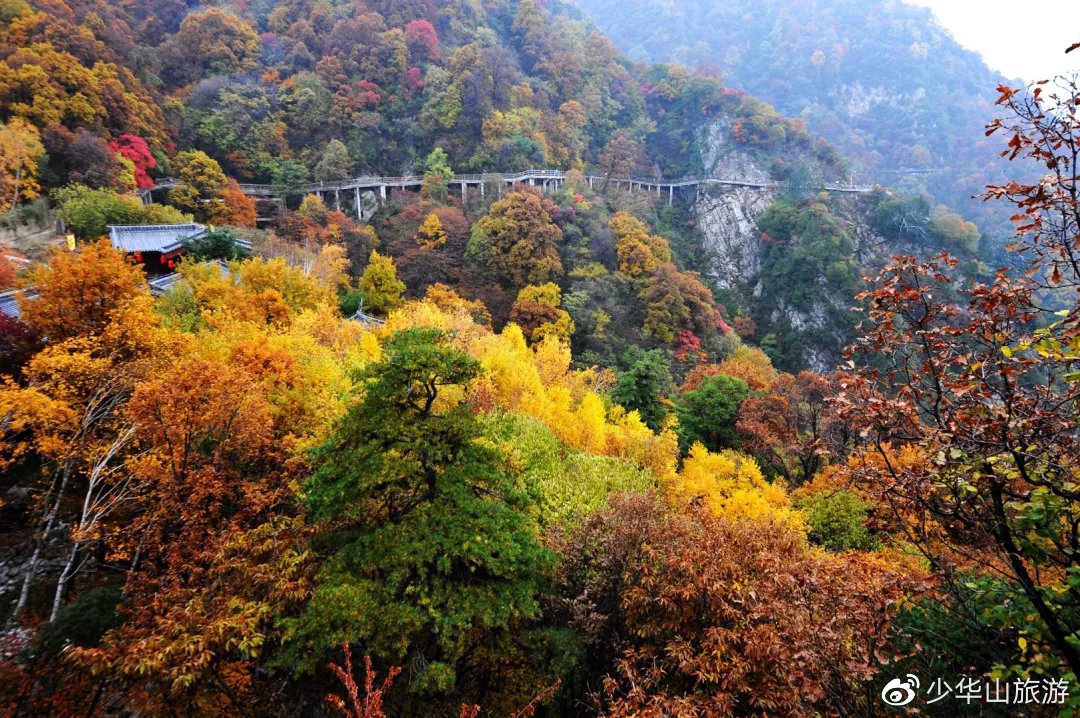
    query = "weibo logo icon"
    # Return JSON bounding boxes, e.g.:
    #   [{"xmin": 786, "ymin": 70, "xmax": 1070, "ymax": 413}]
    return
[{"xmin": 881, "ymin": 674, "xmax": 920, "ymax": 707}]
